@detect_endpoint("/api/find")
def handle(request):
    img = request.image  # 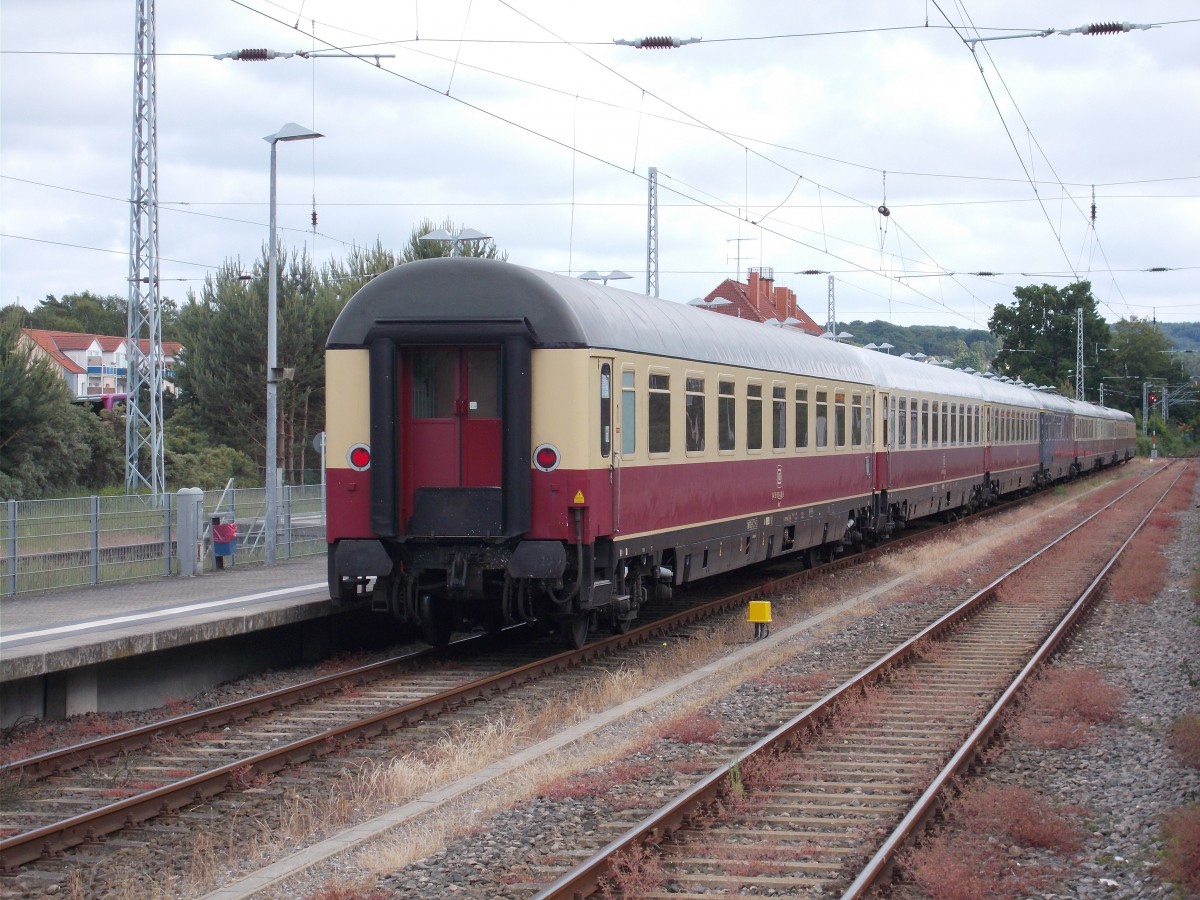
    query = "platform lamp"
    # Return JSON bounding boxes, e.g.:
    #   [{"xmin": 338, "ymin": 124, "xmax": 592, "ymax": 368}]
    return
[{"xmin": 264, "ymin": 123, "xmax": 323, "ymax": 566}]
